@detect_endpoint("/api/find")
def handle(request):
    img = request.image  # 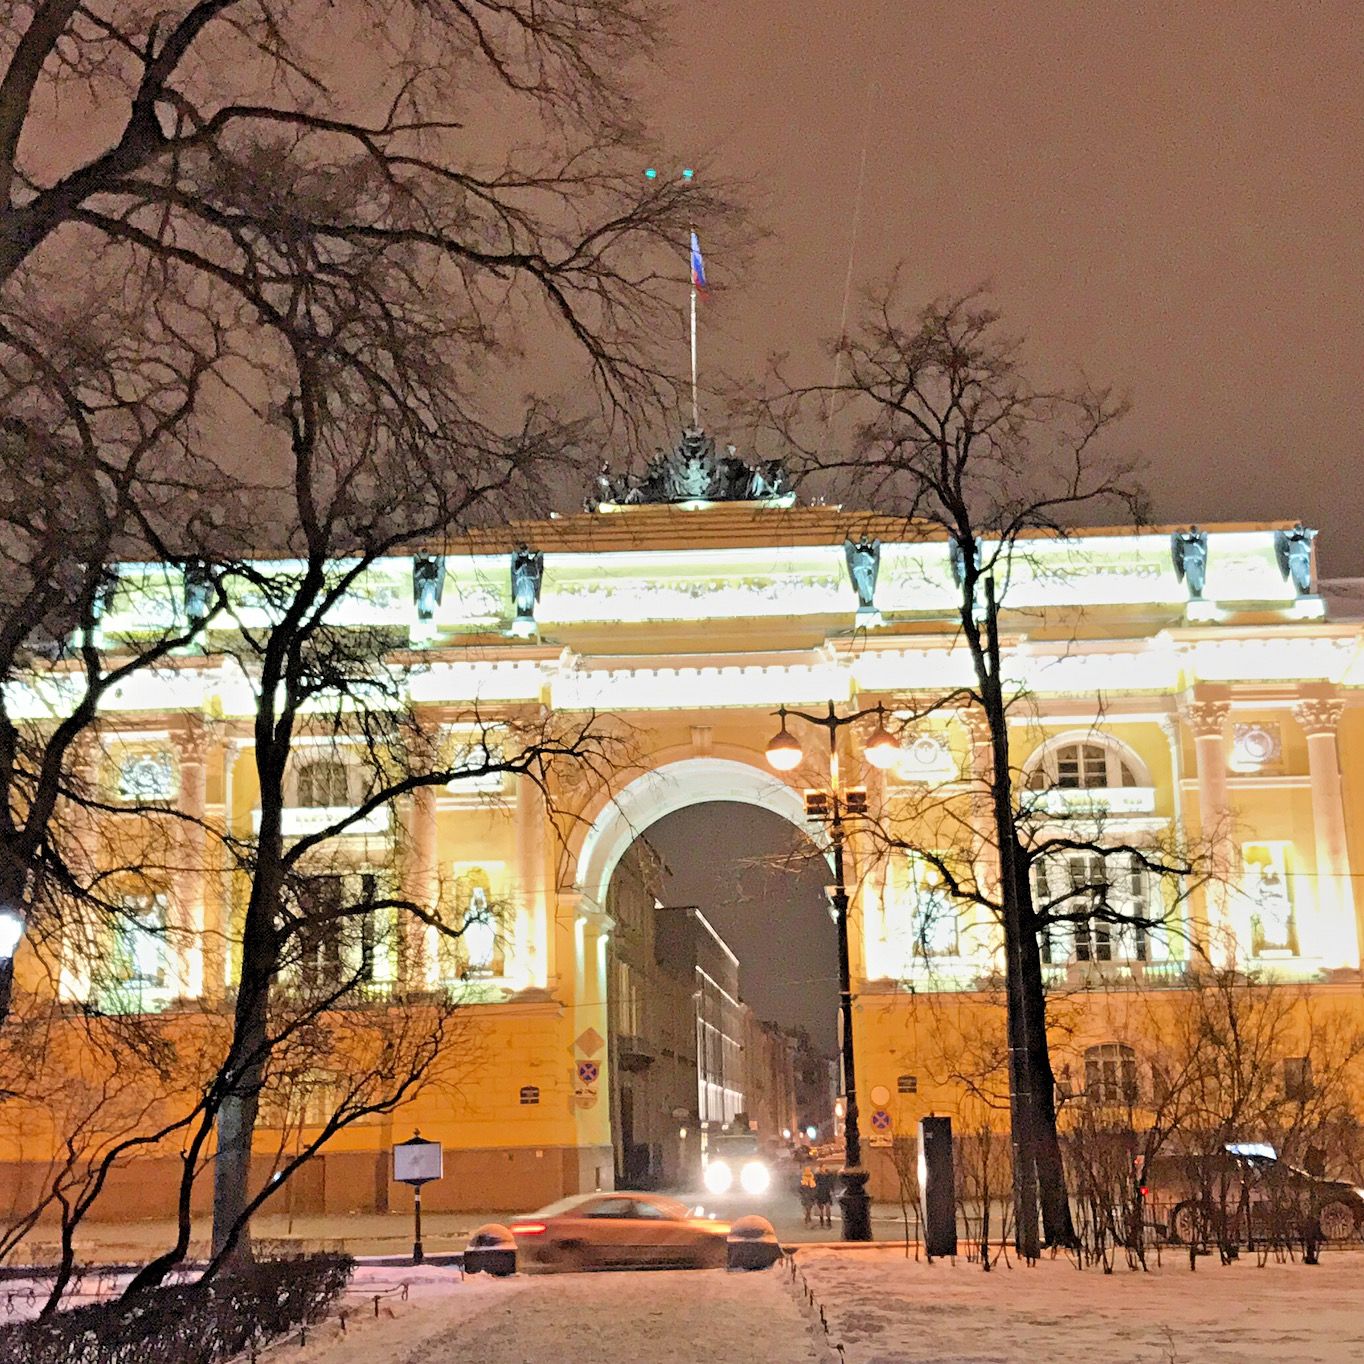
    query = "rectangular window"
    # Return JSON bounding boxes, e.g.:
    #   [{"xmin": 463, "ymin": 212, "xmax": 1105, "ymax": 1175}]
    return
[
  {"xmin": 1034, "ymin": 853, "xmax": 1159, "ymax": 966},
  {"xmin": 907, "ymin": 853, "xmax": 958, "ymax": 957},
  {"xmin": 294, "ymin": 873, "xmax": 383, "ymax": 993},
  {"xmin": 296, "ymin": 759, "xmax": 351, "ymax": 807},
  {"xmin": 1084, "ymin": 1044, "xmax": 1138, "ymax": 1105}
]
